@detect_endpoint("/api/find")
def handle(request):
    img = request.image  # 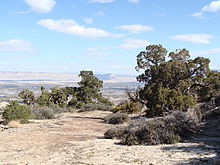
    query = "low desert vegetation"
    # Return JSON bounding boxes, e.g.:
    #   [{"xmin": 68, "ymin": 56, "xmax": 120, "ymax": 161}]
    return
[
  {"xmin": 1, "ymin": 44, "xmax": 219, "ymax": 149},
  {"xmin": 18, "ymin": 70, "xmax": 112, "ymax": 110},
  {"xmin": 1, "ymin": 70, "xmax": 112, "ymax": 124},
  {"xmin": 104, "ymin": 112, "xmax": 128, "ymax": 124},
  {"xmin": 112, "ymin": 100, "xmax": 142, "ymax": 114},
  {"xmin": 105, "ymin": 111, "xmax": 198, "ymax": 145},
  {"xmin": 32, "ymin": 107, "xmax": 56, "ymax": 120},
  {"xmin": 13, "ymin": 70, "xmax": 113, "ymax": 122},
  {"xmin": 104, "ymin": 126, "xmax": 126, "ymax": 139},
  {"xmin": 2, "ymin": 101, "xmax": 32, "ymax": 124},
  {"xmin": 105, "ymin": 44, "xmax": 220, "ymax": 146},
  {"xmin": 79, "ymin": 103, "xmax": 112, "ymax": 112}
]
